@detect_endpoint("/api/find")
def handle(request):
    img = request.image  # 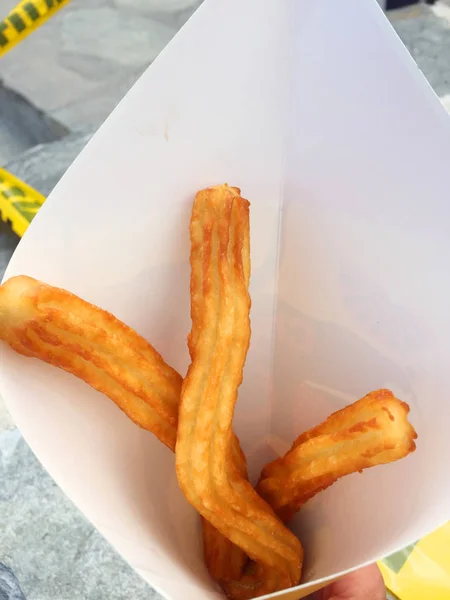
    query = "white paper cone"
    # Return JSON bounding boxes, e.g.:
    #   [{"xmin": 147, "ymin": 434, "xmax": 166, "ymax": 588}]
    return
[{"xmin": 2, "ymin": 0, "xmax": 450, "ymax": 598}]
